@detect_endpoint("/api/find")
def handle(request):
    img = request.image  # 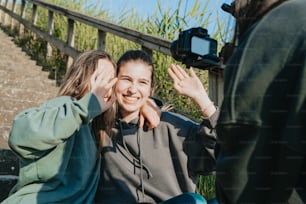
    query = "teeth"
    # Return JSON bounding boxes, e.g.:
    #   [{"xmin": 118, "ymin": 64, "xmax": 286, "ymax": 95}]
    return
[{"xmin": 124, "ymin": 96, "xmax": 138, "ymax": 102}]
